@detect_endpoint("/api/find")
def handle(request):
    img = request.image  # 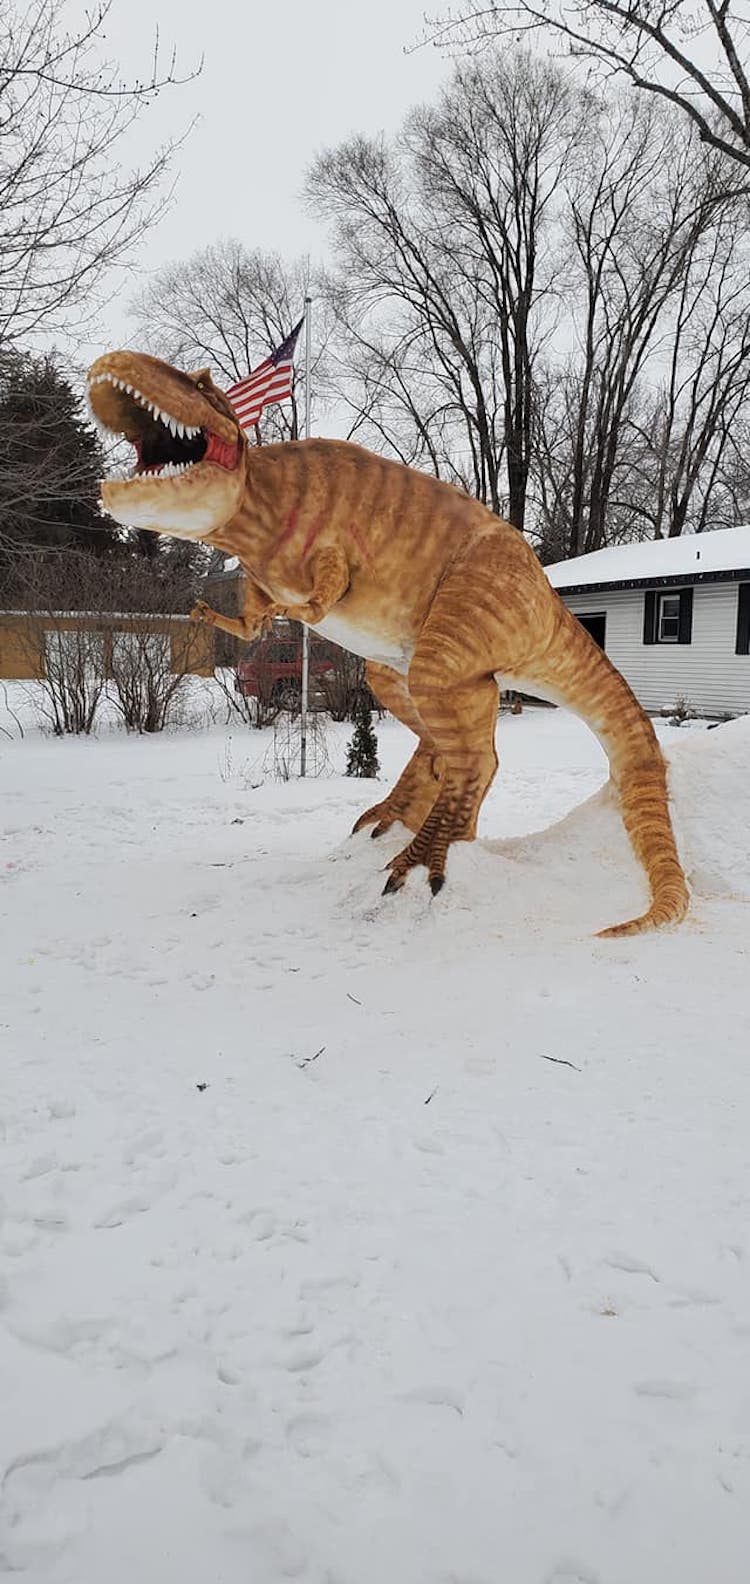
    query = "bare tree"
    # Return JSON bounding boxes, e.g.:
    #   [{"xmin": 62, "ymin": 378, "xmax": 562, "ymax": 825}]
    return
[
  {"xmin": 0, "ymin": 0, "xmax": 196, "ymax": 349},
  {"xmin": 130, "ymin": 241, "xmax": 330, "ymax": 443},
  {"xmin": 309, "ymin": 51, "xmax": 582, "ymax": 528},
  {"xmin": 317, "ymin": 648, "xmax": 372, "ymax": 722},
  {"xmin": 640, "ymin": 202, "xmax": 750, "ymax": 537},
  {"xmin": 531, "ymin": 98, "xmax": 735, "ymax": 557},
  {"xmin": 427, "ymin": 0, "xmax": 750, "ymax": 175}
]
